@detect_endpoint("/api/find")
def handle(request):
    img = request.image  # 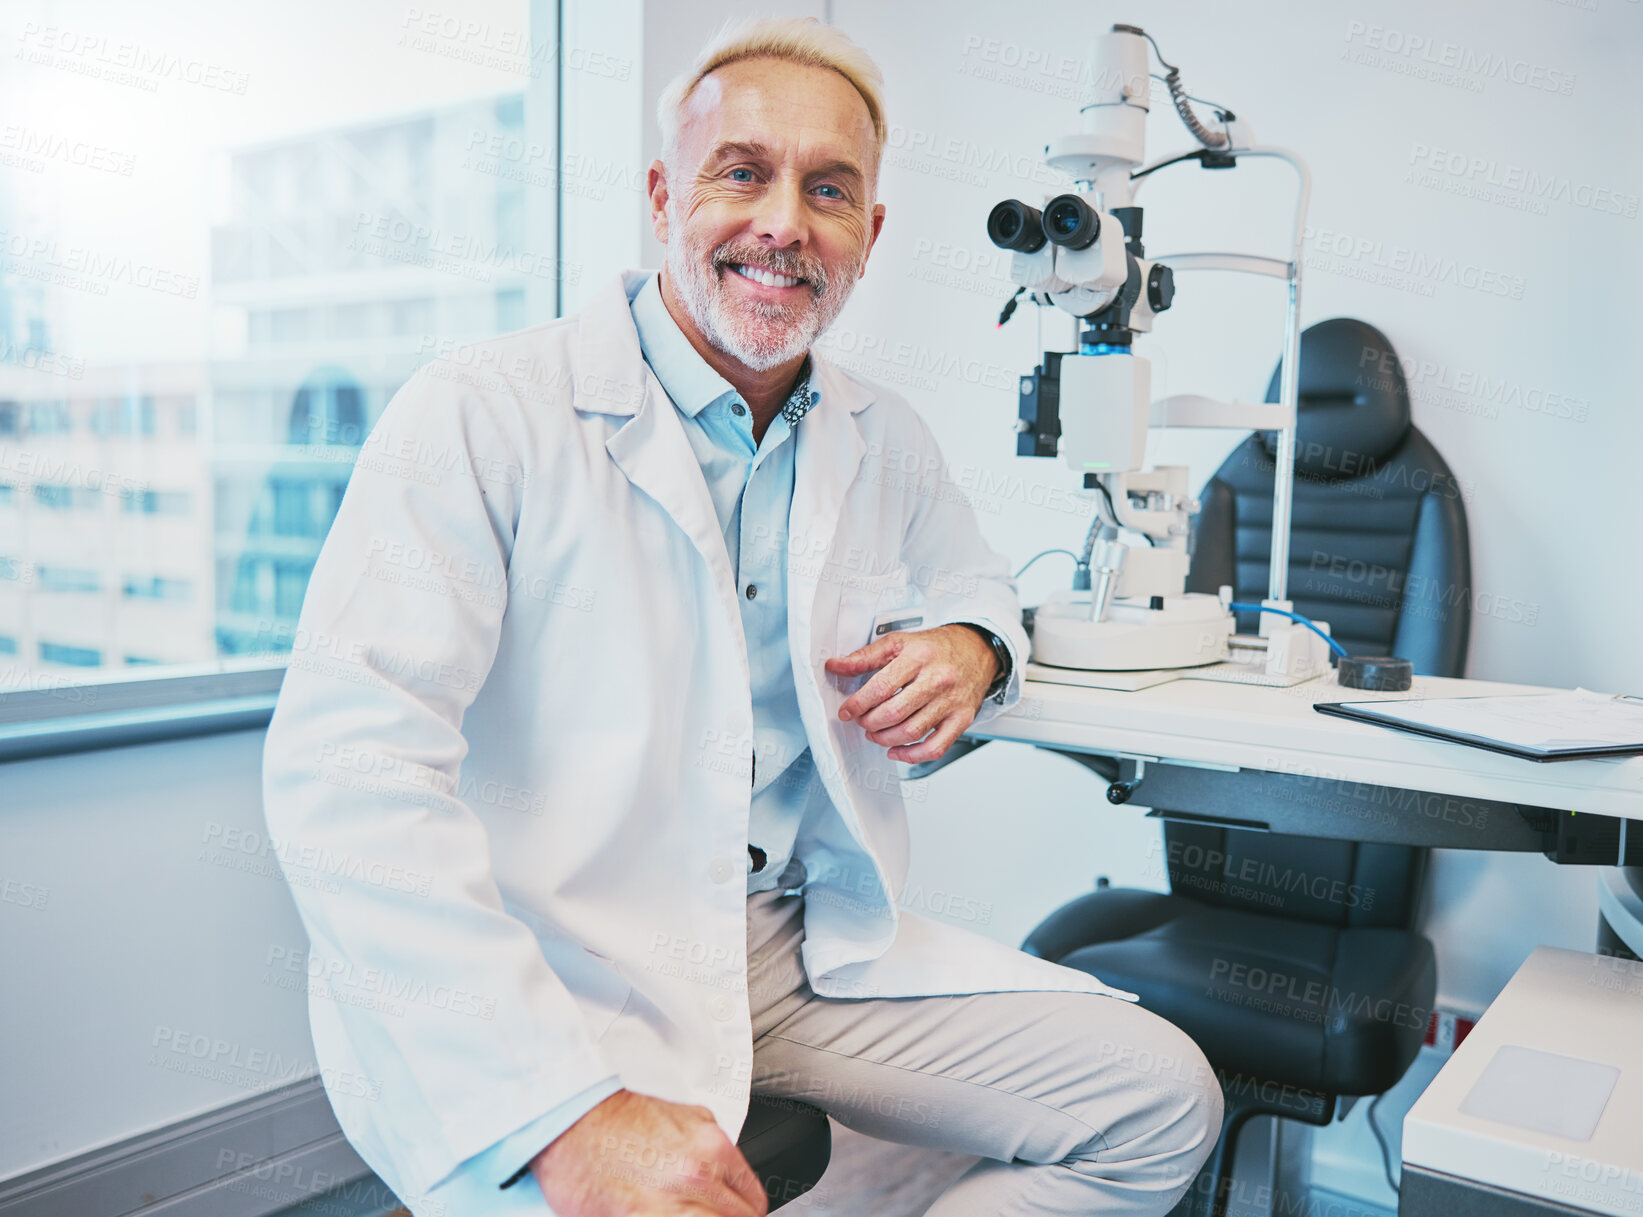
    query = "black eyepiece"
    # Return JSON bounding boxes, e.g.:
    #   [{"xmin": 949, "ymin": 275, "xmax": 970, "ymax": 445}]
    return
[
  {"xmin": 987, "ymin": 200, "xmax": 1047, "ymax": 253},
  {"xmin": 1042, "ymin": 194, "xmax": 1101, "ymax": 250}
]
